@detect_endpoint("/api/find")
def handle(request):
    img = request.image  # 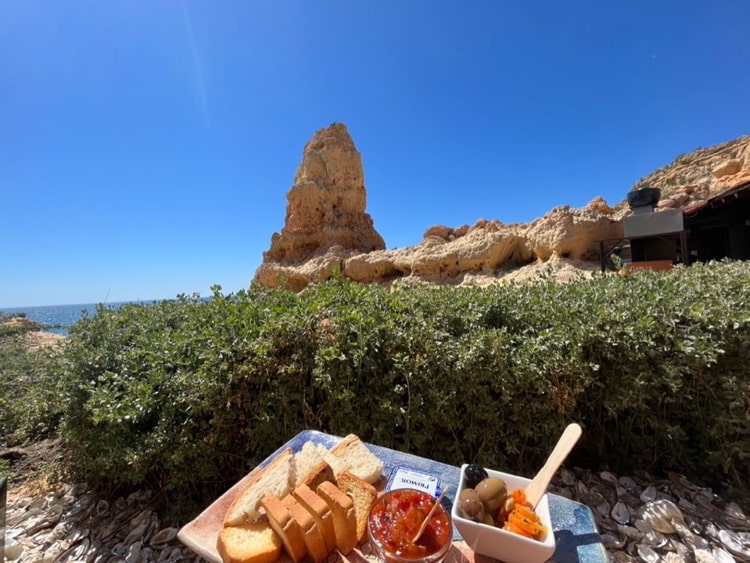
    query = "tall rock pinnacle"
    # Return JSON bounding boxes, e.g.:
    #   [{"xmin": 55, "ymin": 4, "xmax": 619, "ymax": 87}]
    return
[{"xmin": 262, "ymin": 123, "xmax": 385, "ymax": 264}]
